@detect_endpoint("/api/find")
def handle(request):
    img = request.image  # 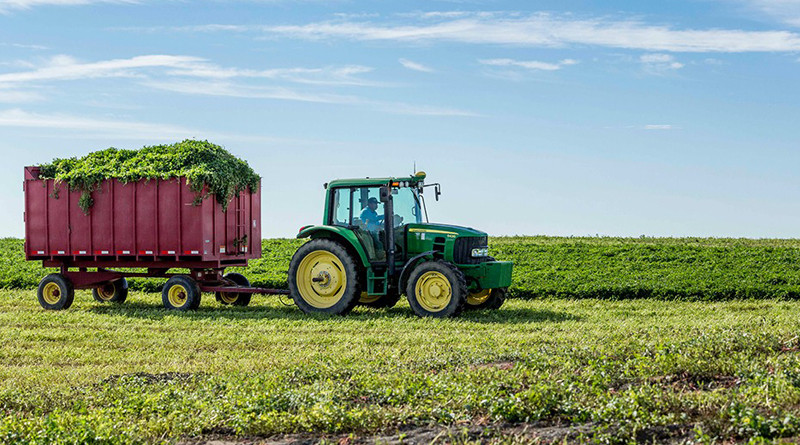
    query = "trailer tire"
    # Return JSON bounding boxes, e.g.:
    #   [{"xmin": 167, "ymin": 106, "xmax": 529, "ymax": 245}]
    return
[
  {"xmin": 162, "ymin": 276, "xmax": 201, "ymax": 311},
  {"xmin": 215, "ymin": 272, "xmax": 252, "ymax": 306},
  {"xmin": 92, "ymin": 278, "xmax": 129, "ymax": 304},
  {"xmin": 288, "ymin": 239, "xmax": 360, "ymax": 315},
  {"xmin": 37, "ymin": 274, "xmax": 75, "ymax": 311},
  {"xmin": 406, "ymin": 260, "xmax": 467, "ymax": 318},
  {"xmin": 465, "ymin": 287, "xmax": 506, "ymax": 310}
]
